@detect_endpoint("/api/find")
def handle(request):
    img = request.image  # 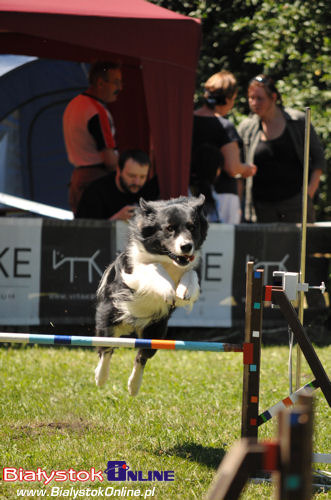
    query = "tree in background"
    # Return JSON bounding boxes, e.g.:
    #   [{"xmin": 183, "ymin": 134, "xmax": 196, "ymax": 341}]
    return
[{"xmin": 151, "ymin": 0, "xmax": 330, "ymax": 220}]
